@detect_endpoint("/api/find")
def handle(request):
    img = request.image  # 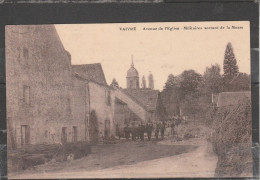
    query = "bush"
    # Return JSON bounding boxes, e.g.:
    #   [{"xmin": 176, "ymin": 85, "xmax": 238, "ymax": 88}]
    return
[{"xmin": 211, "ymin": 99, "xmax": 252, "ymax": 177}]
